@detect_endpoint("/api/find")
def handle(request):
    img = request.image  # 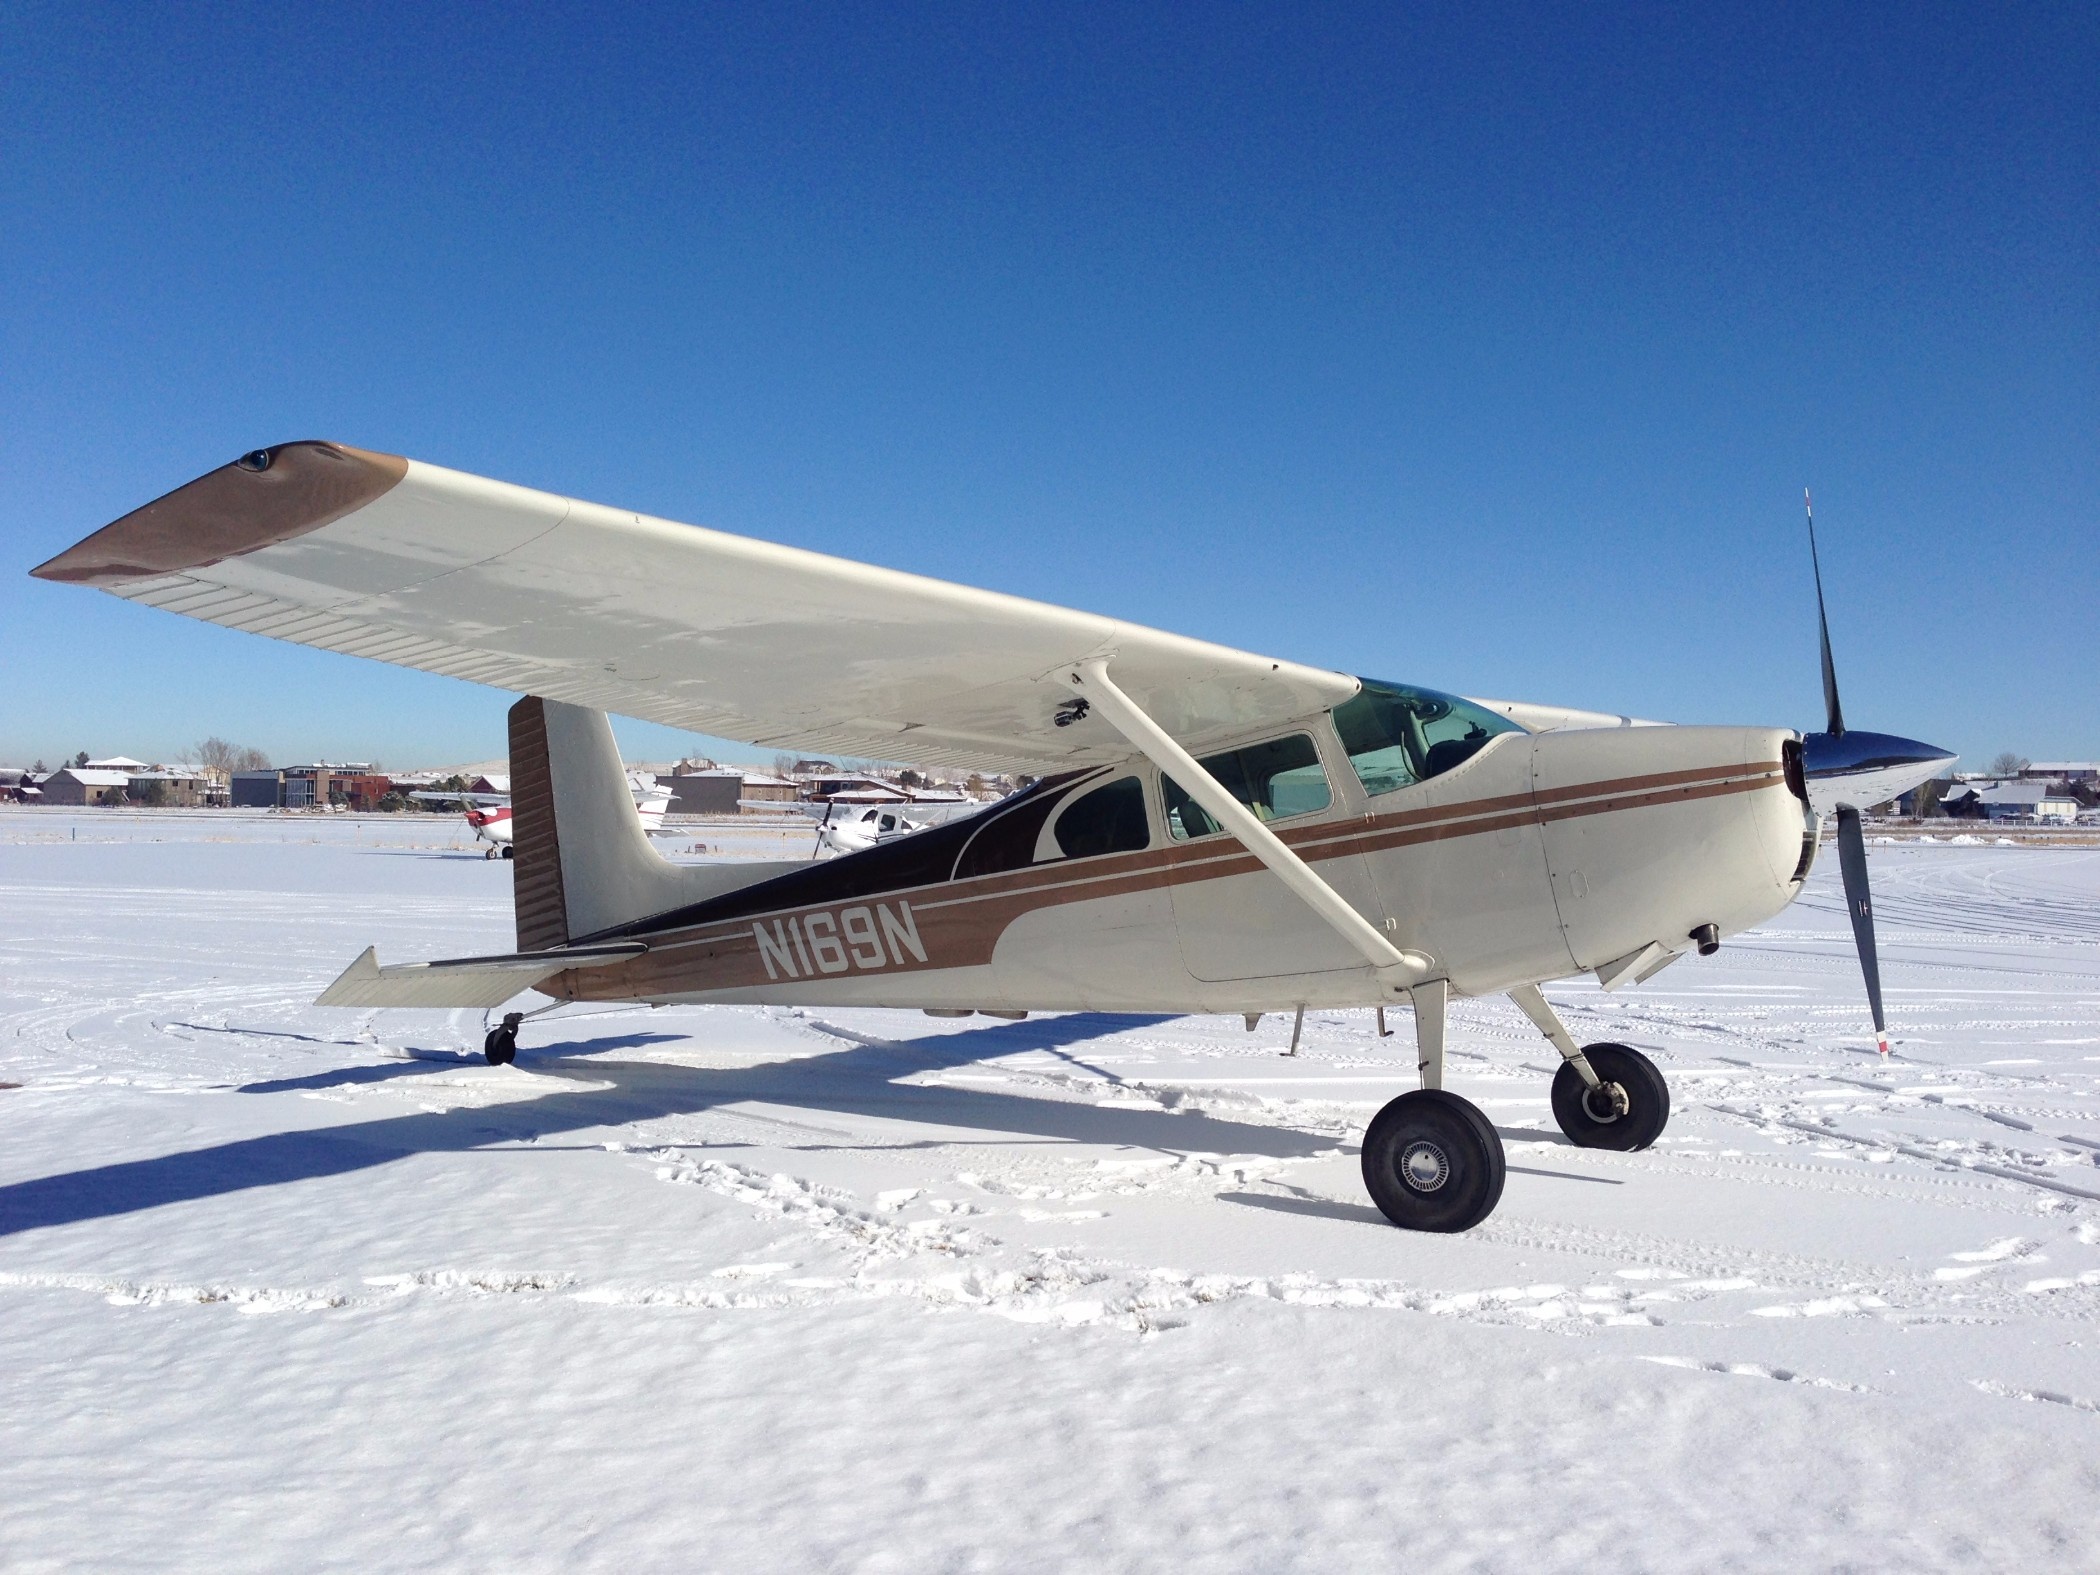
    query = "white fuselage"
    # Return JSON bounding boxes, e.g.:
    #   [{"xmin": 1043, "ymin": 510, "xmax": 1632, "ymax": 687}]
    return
[{"xmin": 551, "ymin": 717, "xmax": 1810, "ymax": 1016}]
